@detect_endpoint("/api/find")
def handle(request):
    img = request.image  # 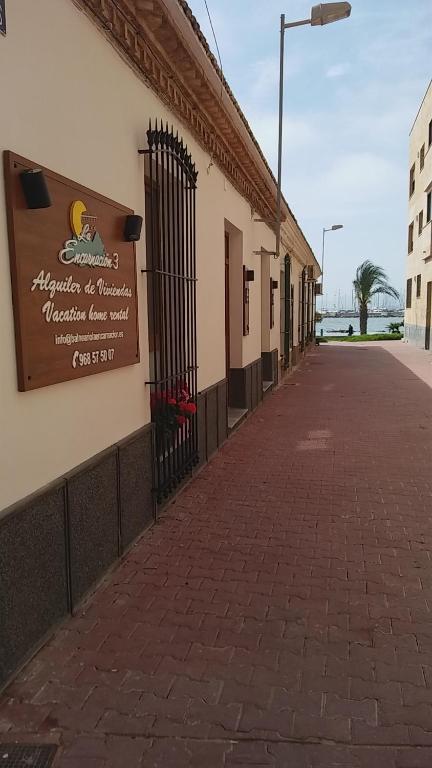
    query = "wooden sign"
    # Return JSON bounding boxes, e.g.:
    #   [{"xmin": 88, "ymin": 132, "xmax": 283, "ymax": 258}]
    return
[
  {"xmin": 4, "ymin": 151, "xmax": 140, "ymax": 391},
  {"xmin": 0, "ymin": 1, "xmax": 5, "ymax": 36}
]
